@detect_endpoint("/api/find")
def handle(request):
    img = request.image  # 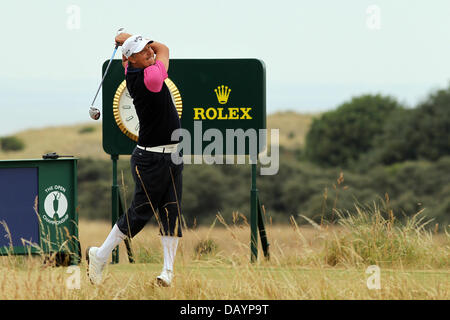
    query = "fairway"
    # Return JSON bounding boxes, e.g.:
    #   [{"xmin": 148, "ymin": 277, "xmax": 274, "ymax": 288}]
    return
[
  {"xmin": 0, "ymin": 260, "xmax": 448, "ymax": 300},
  {"xmin": 0, "ymin": 219, "xmax": 448, "ymax": 300}
]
